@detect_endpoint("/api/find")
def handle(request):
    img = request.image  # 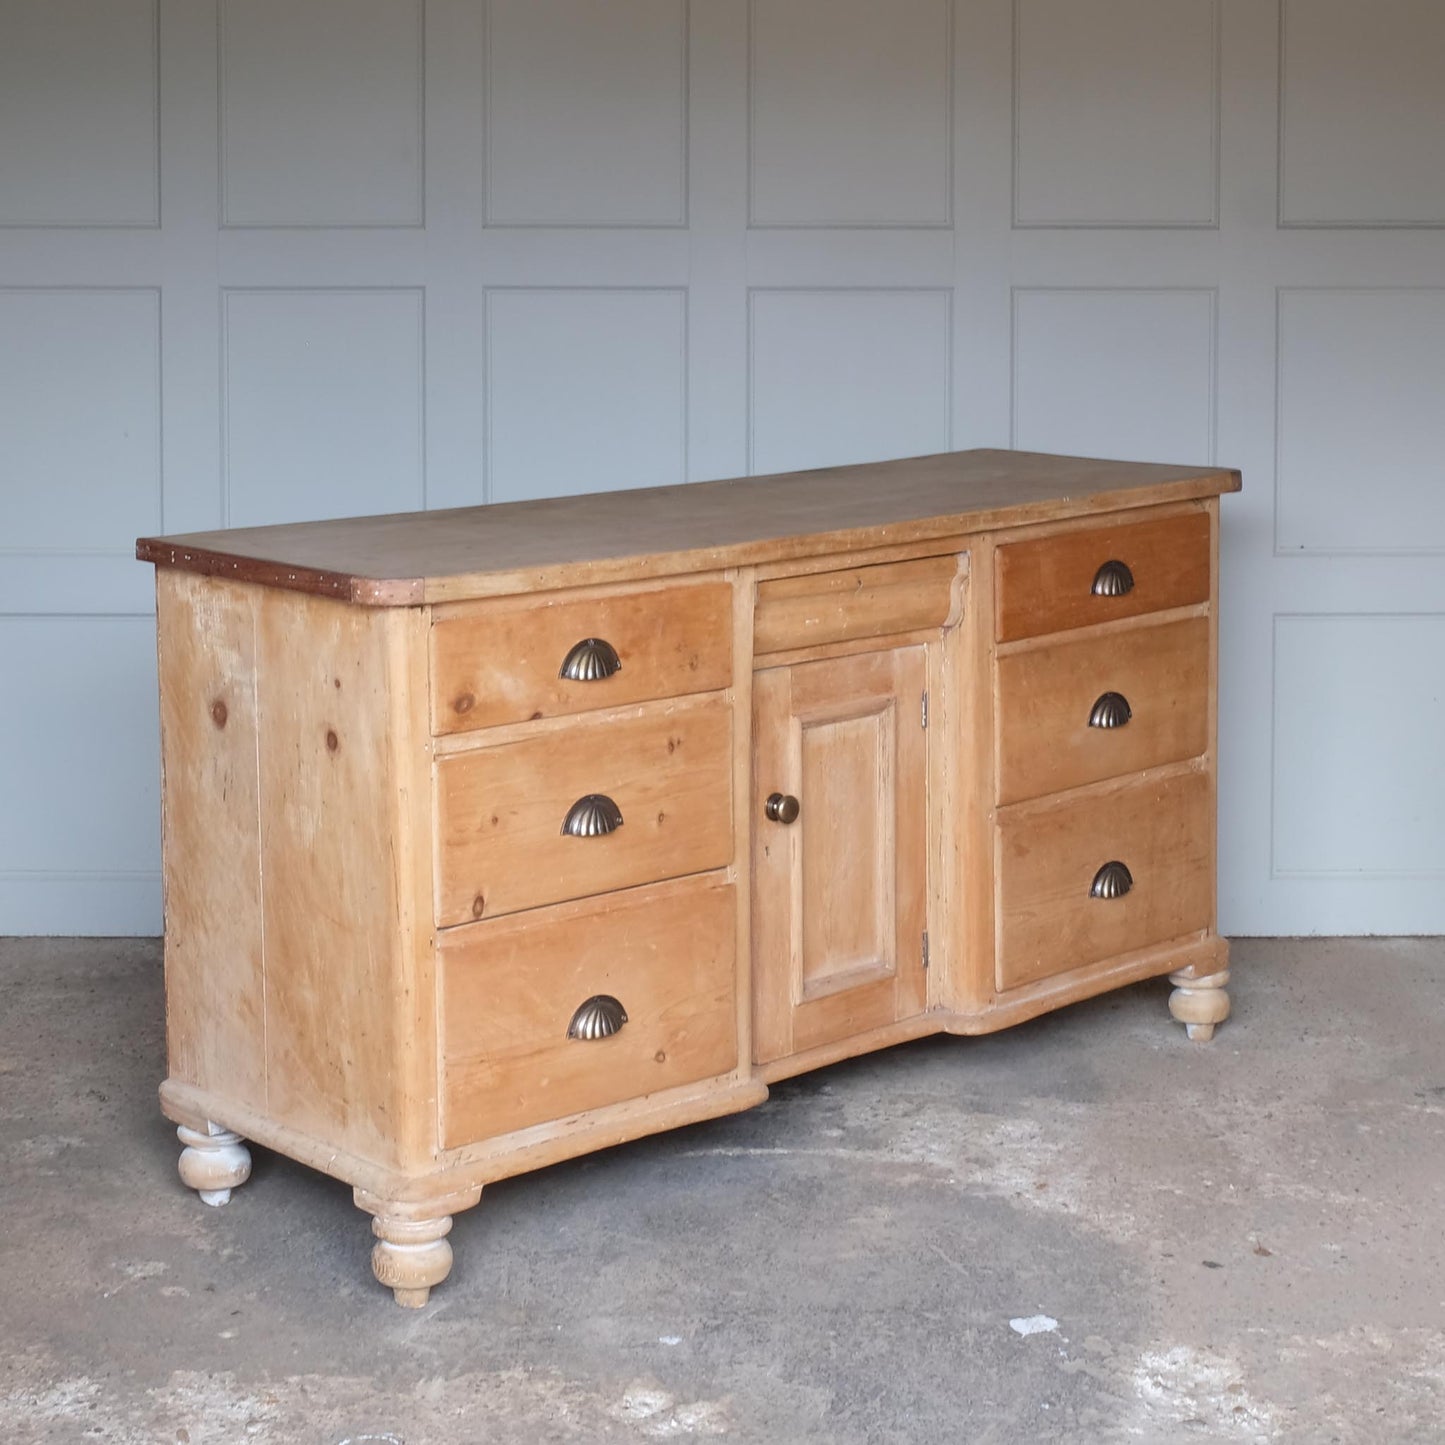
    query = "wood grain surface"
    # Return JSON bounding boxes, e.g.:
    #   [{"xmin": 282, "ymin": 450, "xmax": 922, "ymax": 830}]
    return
[
  {"xmin": 751, "ymin": 646, "xmax": 929, "ymax": 1063},
  {"xmin": 996, "ymin": 613, "xmax": 1210, "ymax": 803},
  {"xmin": 137, "ymin": 449, "xmax": 1239, "ymax": 606},
  {"xmin": 995, "ymin": 508, "xmax": 1211, "ymax": 641},
  {"xmin": 753, "ymin": 553, "xmax": 959, "ymax": 656},
  {"xmin": 995, "ymin": 765, "xmax": 1213, "ymax": 991},
  {"xmin": 431, "ymin": 578, "xmax": 732, "ymax": 733},
  {"xmin": 434, "ymin": 695, "xmax": 733, "ymax": 925},
  {"xmin": 440, "ymin": 874, "xmax": 737, "ymax": 1146},
  {"xmin": 155, "ymin": 571, "xmax": 266, "ymax": 1109}
]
